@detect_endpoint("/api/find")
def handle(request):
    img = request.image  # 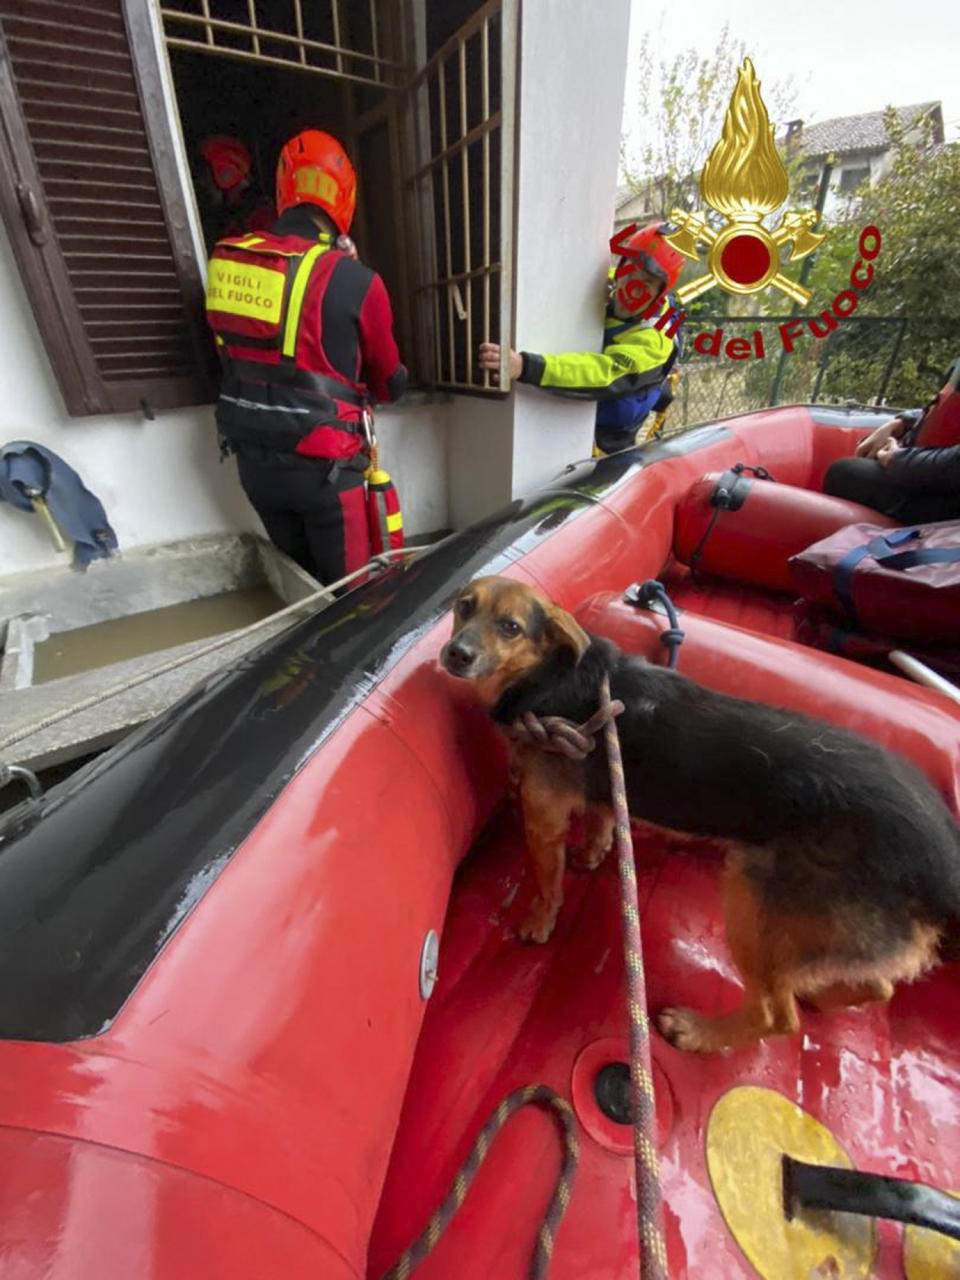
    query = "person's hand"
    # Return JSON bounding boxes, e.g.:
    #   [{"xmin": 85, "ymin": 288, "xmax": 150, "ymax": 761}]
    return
[
  {"xmin": 876, "ymin": 437, "xmax": 901, "ymax": 468},
  {"xmin": 856, "ymin": 417, "xmax": 903, "ymax": 459},
  {"xmin": 478, "ymin": 341, "xmax": 522, "ymax": 384},
  {"xmin": 335, "ymin": 234, "xmax": 359, "ymax": 261}
]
